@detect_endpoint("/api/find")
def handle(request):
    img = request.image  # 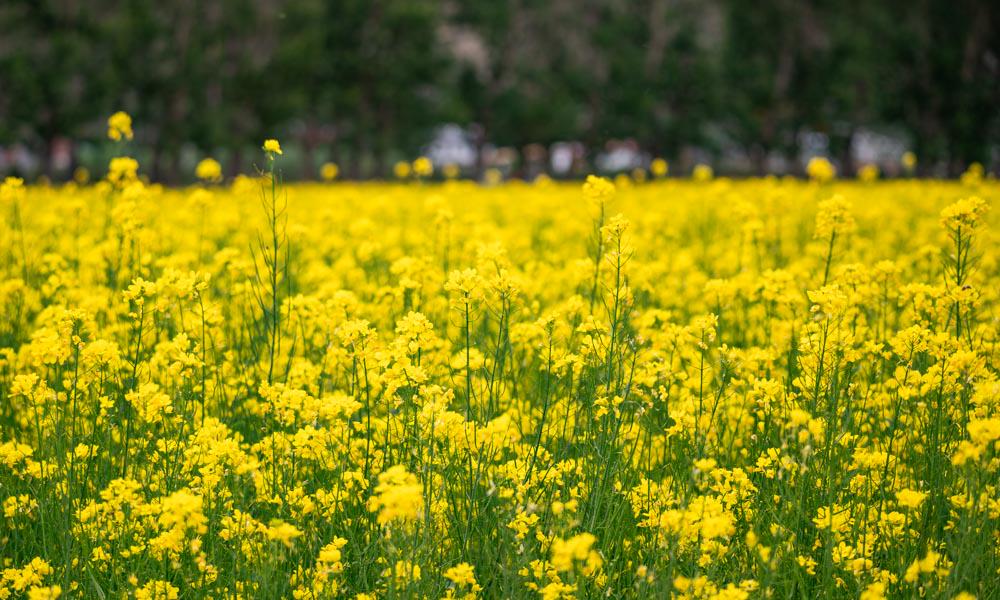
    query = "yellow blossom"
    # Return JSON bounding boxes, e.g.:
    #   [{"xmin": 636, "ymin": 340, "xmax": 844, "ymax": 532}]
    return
[
  {"xmin": 263, "ymin": 138, "xmax": 283, "ymax": 155},
  {"xmin": 107, "ymin": 111, "xmax": 133, "ymax": 141},
  {"xmin": 196, "ymin": 157, "xmax": 223, "ymax": 182},
  {"xmin": 368, "ymin": 465, "xmax": 422, "ymax": 524}
]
